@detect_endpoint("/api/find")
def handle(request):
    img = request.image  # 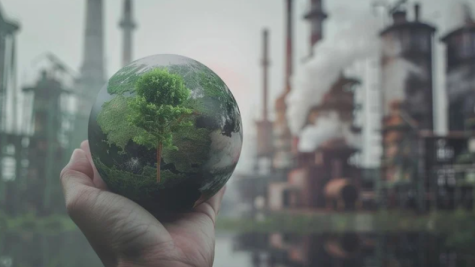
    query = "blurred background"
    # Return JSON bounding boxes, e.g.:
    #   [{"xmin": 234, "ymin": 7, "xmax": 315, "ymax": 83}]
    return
[{"xmin": 1, "ymin": 0, "xmax": 475, "ymax": 266}]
